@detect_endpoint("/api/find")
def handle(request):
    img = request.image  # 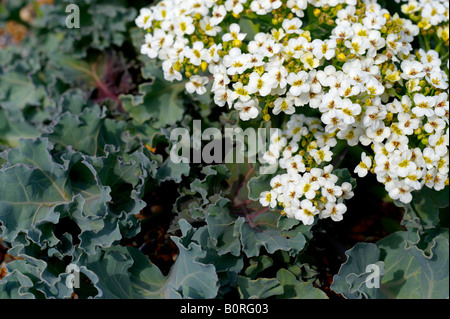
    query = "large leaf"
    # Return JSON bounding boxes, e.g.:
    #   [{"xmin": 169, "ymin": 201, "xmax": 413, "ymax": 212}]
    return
[
  {"xmin": 376, "ymin": 229, "xmax": 449, "ymax": 299},
  {"xmin": 44, "ymin": 105, "xmax": 130, "ymax": 156},
  {"xmin": 331, "ymin": 229, "xmax": 449, "ymax": 299},
  {"xmin": 0, "ymin": 69, "xmax": 47, "ymax": 110},
  {"xmin": 275, "ymin": 268, "xmax": 328, "ymax": 299},
  {"xmin": 0, "ymin": 139, "xmax": 73, "ymax": 243},
  {"xmin": 0, "ymin": 108, "xmax": 41, "ymax": 147},
  {"xmin": 129, "ymin": 220, "xmax": 219, "ymax": 299},
  {"xmin": 120, "ymin": 58, "xmax": 186, "ymax": 128},
  {"xmin": 330, "ymin": 242, "xmax": 385, "ymax": 299},
  {"xmin": 237, "ymin": 276, "xmax": 284, "ymax": 299},
  {"xmin": 400, "ymin": 186, "xmax": 449, "ymax": 229},
  {"xmin": 205, "ymin": 198, "xmax": 244, "ymax": 256},
  {"xmin": 239, "ymin": 211, "xmax": 307, "ymax": 258},
  {"xmin": 0, "ymin": 137, "xmax": 152, "ymax": 254}
]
